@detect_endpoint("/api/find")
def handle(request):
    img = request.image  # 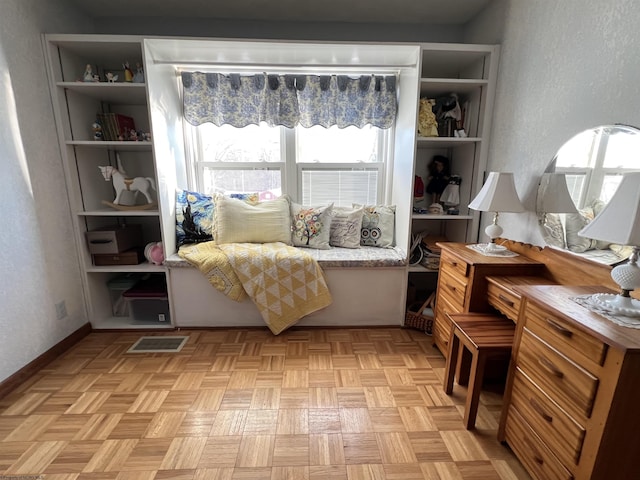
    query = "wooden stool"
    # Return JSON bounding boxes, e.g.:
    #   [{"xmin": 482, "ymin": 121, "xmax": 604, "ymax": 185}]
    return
[{"xmin": 443, "ymin": 313, "xmax": 515, "ymax": 429}]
